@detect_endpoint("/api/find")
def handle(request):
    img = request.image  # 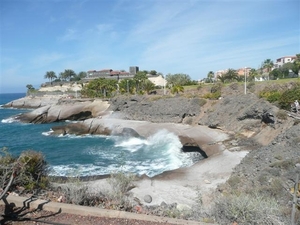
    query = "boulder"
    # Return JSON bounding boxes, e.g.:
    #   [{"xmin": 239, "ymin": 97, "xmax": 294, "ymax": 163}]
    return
[
  {"xmin": 15, "ymin": 99, "xmax": 110, "ymax": 124},
  {"xmin": 16, "ymin": 105, "xmax": 51, "ymax": 123},
  {"xmin": 144, "ymin": 195, "xmax": 152, "ymax": 203}
]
